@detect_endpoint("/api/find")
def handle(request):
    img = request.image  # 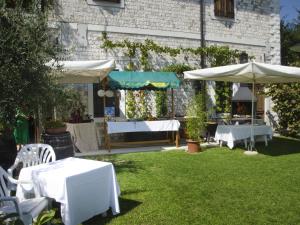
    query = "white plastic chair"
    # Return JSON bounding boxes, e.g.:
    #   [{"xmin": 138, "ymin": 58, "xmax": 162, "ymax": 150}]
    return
[
  {"xmin": 8, "ymin": 144, "xmax": 56, "ymax": 177},
  {"xmin": 0, "ymin": 167, "xmax": 49, "ymax": 225}
]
